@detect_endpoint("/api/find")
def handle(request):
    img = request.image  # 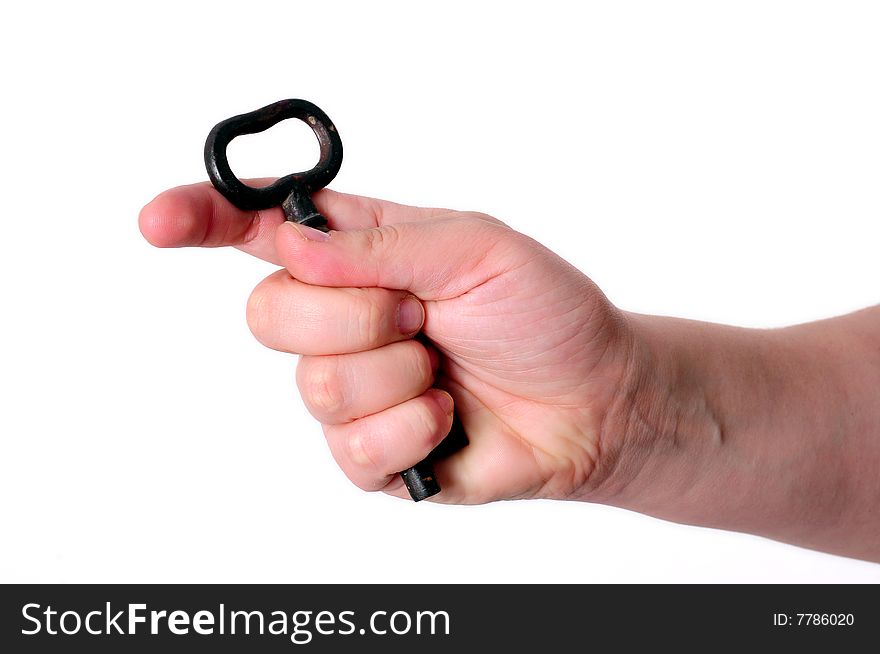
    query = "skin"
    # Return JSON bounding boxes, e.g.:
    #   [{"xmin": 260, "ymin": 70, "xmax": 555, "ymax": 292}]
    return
[{"xmin": 140, "ymin": 183, "xmax": 880, "ymax": 562}]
